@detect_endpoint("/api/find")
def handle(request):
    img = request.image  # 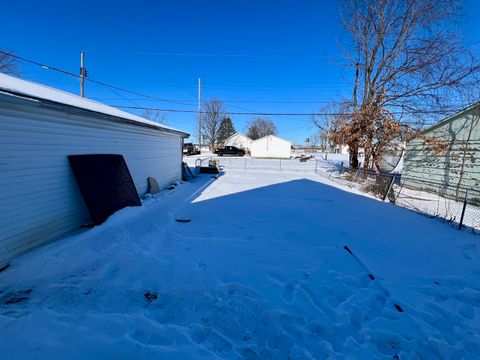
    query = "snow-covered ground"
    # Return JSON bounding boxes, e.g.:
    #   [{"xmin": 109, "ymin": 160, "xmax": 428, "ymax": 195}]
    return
[{"xmin": 1, "ymin": 169, "xmax": 479, "ymax": 359}]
